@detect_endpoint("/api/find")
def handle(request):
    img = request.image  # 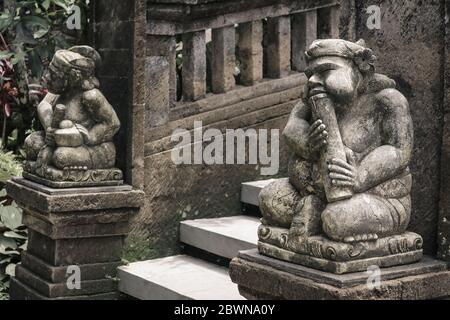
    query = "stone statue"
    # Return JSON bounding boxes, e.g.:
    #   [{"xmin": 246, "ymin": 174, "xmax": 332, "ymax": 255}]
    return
[
  {"xmin": 23, "ymin": 46, "xmax": 123, "ymax": 188},
  {"xmin": 258, "ymin": 39, "xmax": 423, "ymax": 274}
]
